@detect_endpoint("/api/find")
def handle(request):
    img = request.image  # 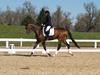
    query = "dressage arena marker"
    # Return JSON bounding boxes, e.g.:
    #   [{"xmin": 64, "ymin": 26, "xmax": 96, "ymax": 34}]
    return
[{"xmin": 8, "ymin": 44, "xmax": 16, "ymax": 54}]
